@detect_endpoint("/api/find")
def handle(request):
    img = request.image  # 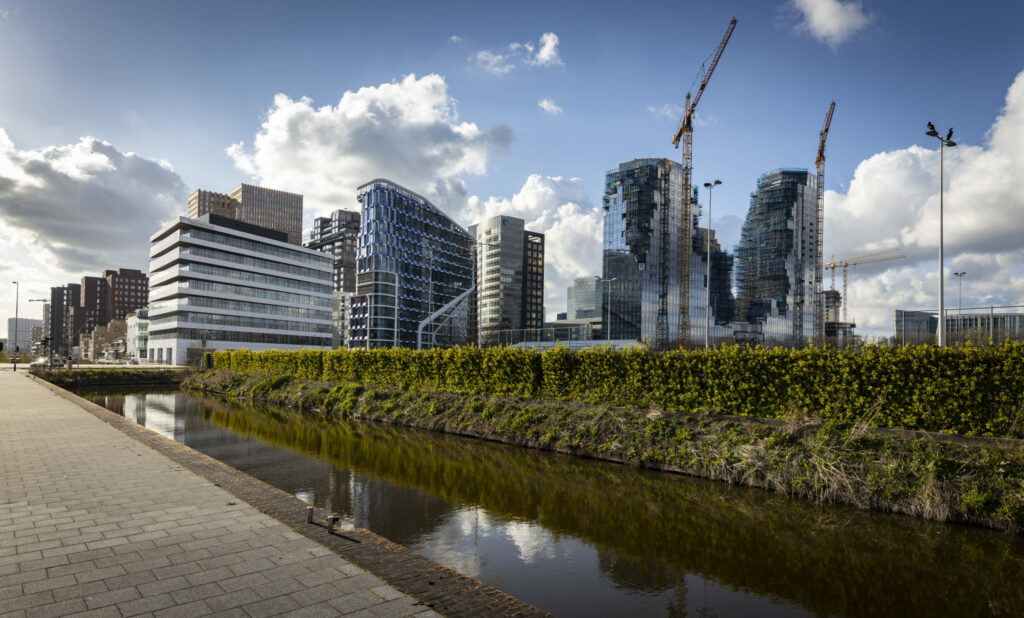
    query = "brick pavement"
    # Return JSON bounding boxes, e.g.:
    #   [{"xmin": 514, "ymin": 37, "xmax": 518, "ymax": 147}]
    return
[{"xmin": 0, "ymin": 371, "xmax": 442, "ymax": 618}]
